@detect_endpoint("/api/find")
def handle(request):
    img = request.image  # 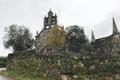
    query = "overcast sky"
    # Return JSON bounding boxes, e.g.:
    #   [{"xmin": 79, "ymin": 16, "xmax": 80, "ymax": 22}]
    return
[{"xmin": 0, "ymin": 0, "xmax": 120, "ymax": 56}]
